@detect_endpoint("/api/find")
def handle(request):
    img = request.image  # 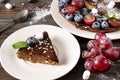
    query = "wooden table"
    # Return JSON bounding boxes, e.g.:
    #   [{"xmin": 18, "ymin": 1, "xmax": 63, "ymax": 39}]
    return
[{"xmin": 0, "ymin": 0, "xmax": 120, "ymax": 80}]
